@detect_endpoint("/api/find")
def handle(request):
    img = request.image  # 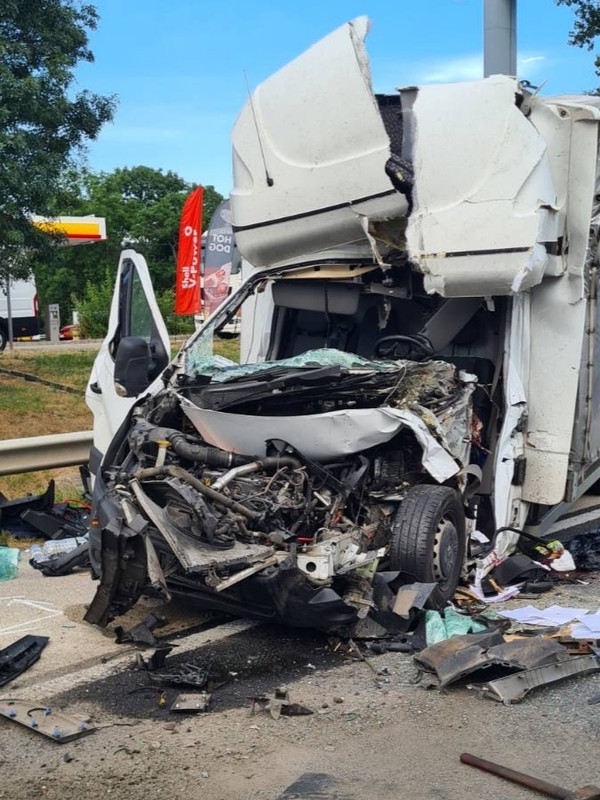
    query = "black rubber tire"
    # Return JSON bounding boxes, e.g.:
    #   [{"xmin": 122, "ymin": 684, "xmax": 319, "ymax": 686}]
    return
[
  {"xmin": 0, "ymin": 324, "xmax": 7, "ymax": 351},
  {"xmin": 389, "ymin": 484, "xmax": 466, "ymax": 609}
]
